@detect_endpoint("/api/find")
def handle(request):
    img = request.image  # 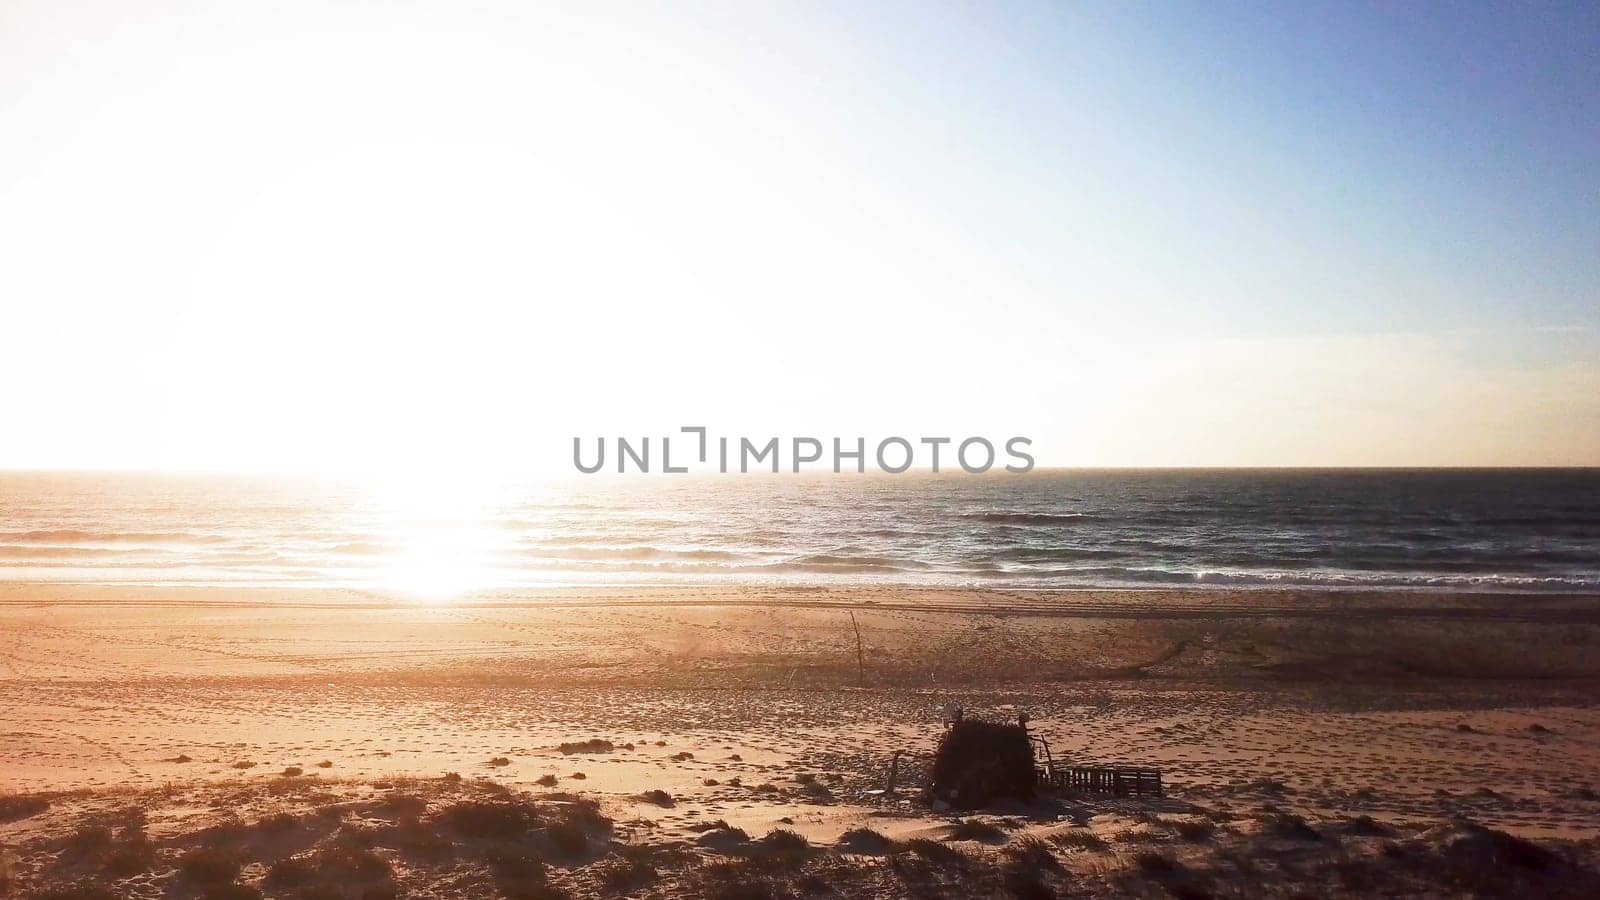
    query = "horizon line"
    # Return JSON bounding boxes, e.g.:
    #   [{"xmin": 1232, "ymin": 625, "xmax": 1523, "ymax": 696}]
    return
[{"xmin": 1, "ymin": 465, "xmax": 1597, "ymax": 476}]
